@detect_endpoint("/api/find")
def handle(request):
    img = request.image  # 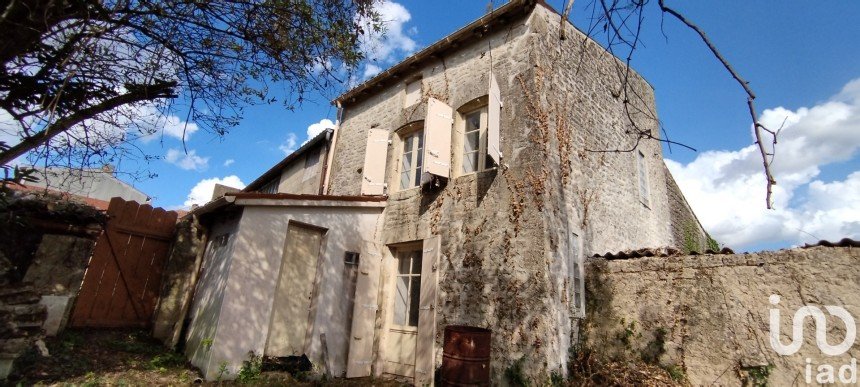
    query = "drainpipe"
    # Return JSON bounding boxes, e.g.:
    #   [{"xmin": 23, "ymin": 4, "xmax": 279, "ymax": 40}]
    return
[{"xmin": 321, "ymin": 102, "xmax": 343, "ymax": 195}]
